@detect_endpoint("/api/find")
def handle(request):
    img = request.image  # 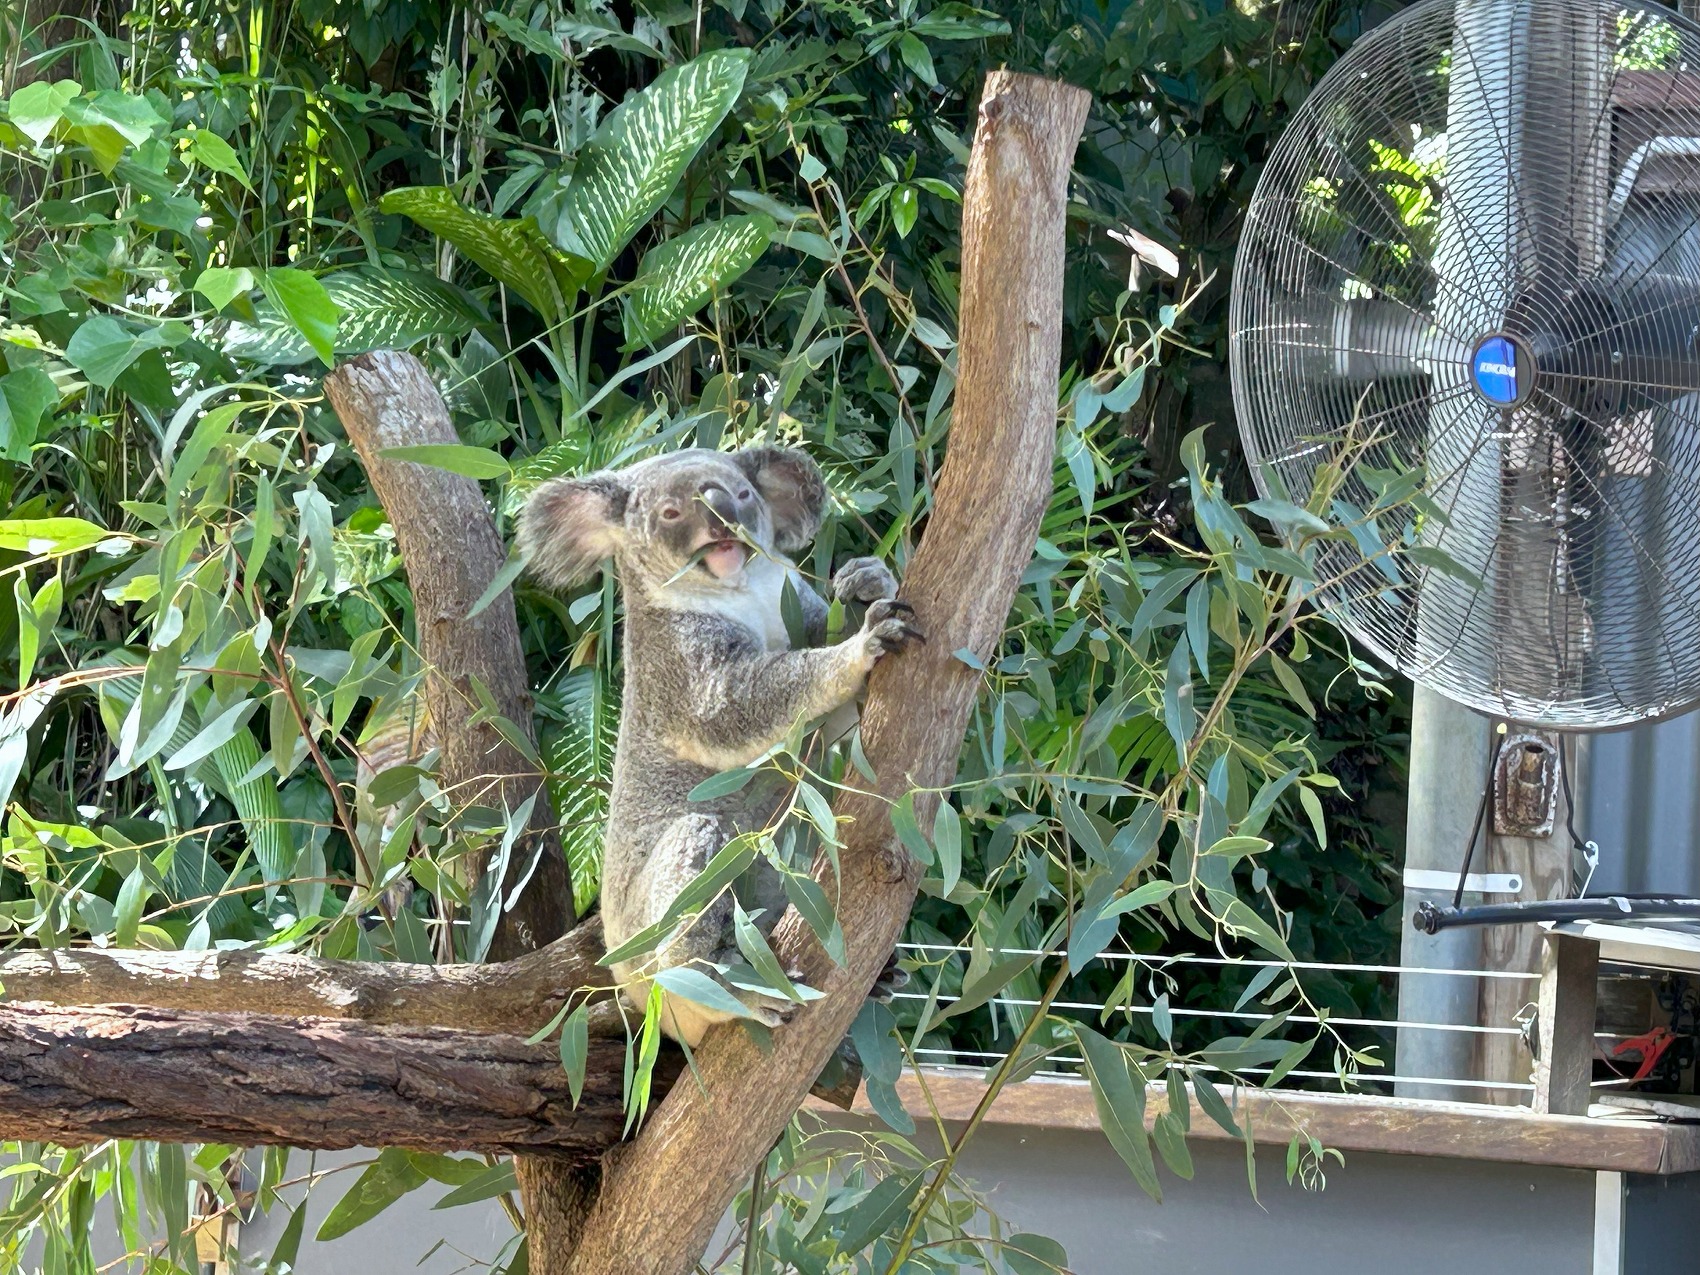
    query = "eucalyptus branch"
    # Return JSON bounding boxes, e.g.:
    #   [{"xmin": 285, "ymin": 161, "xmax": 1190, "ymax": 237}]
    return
[
  {"xmin": 796, "ymin": 161, "xmax": 923, "ymax": 440},
  {"xmin": 884, "ymin": 959, "xmax": 1074, "ymax": 1271},
  {"xmin": 266, "ymin": 638, "xmax": 377, "ymax": 913}
]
